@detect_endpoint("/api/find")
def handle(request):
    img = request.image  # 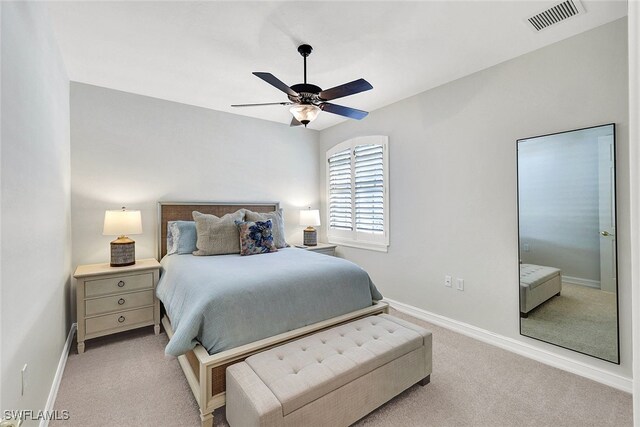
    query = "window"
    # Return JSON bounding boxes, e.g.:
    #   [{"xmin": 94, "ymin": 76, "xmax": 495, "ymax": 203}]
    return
[{"xmin": 326, "ymin": 136, "xmax": 389, "ymax": 251}]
